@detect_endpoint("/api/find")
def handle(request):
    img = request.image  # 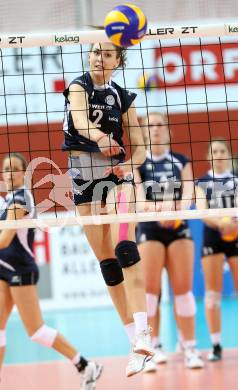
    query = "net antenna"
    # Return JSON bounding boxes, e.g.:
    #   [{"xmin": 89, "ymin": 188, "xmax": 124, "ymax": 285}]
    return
[{"xmin": 1, "ymin": 23, "xmax": 238, "ymax": 229}]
